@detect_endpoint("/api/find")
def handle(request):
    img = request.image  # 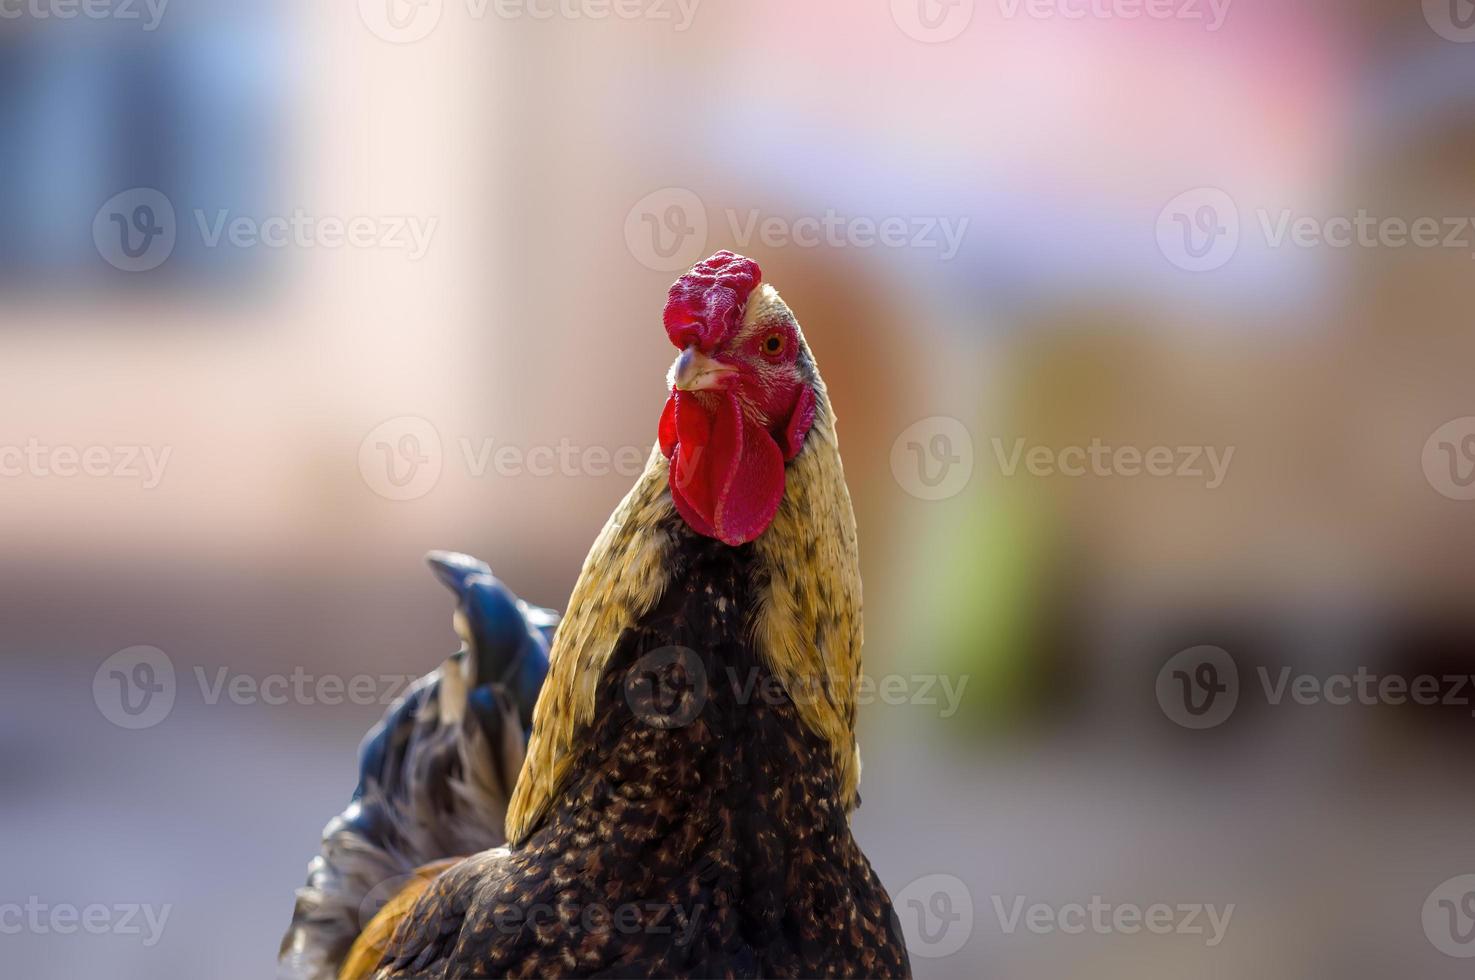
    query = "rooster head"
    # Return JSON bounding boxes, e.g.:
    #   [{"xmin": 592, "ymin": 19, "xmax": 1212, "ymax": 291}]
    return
[{"xmin": 657, "ymin": 251, "xmax": 818, "ymax": 546}]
